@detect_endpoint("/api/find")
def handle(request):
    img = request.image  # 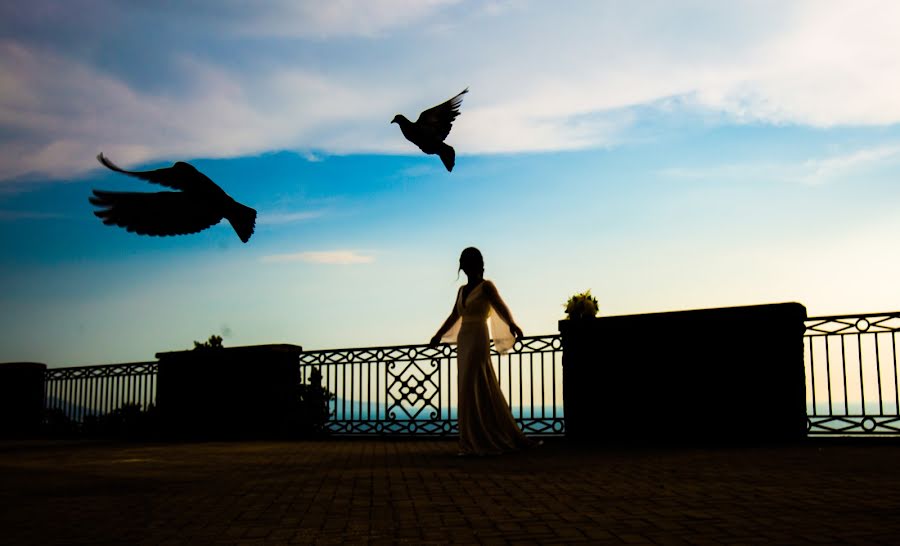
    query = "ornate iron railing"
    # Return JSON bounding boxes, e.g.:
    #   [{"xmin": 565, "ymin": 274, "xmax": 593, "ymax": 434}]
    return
[
  {"xmin": 37, "ymin": 312, "xmax": 900, "ymax": 437},
  {"xmin": 44, "ymin": 361, "xmax": 158, "ymax": 423},
  {"xmin": 298, "ymin": 335, "xmax": 565, "ymax": 436},
  {"xmin": 805, "ymin": 312, "xmax": 900, "ymax": 435}
]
